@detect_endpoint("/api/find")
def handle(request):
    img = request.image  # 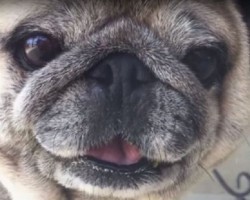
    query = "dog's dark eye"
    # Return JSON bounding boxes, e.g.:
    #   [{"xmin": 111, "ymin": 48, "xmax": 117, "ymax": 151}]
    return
[
  {"xmin": 183, "ymin": 47, "xmax": 221, "ymax": 87},
  {"xmin": 17, "ymin": 34, "xmax": 61, "ymax": 70}
]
